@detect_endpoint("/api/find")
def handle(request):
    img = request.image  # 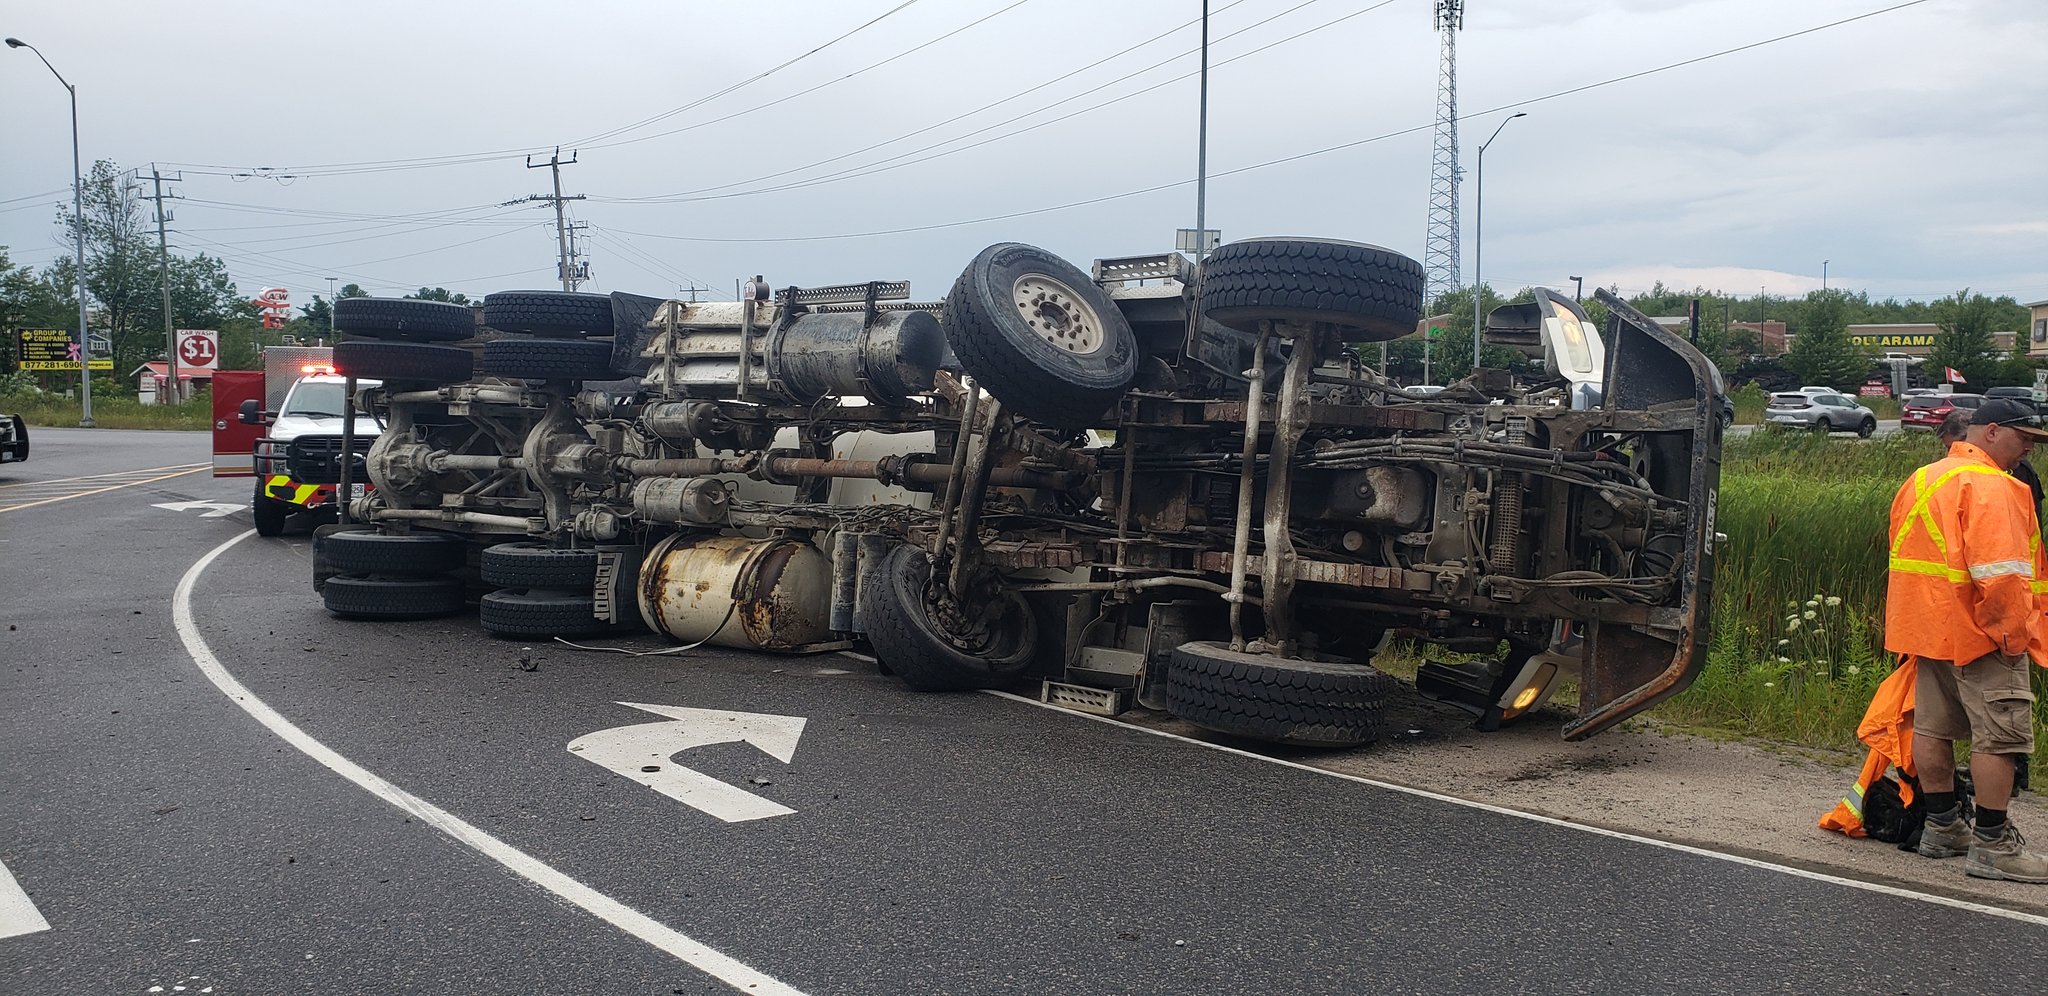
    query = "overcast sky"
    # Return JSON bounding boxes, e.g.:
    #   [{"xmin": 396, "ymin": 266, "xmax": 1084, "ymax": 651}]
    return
[{"xmin": 3, "ymin": 0, "xmax": 2043, "ymax": 317}]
